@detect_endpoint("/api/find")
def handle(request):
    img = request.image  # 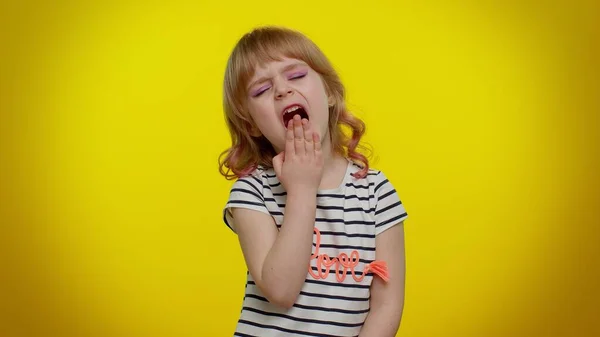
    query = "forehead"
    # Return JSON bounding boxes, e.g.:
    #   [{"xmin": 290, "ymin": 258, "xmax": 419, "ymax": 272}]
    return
[{"xmin": 251, "ymin": 57, "xmax": 308, "ymax": 77}]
